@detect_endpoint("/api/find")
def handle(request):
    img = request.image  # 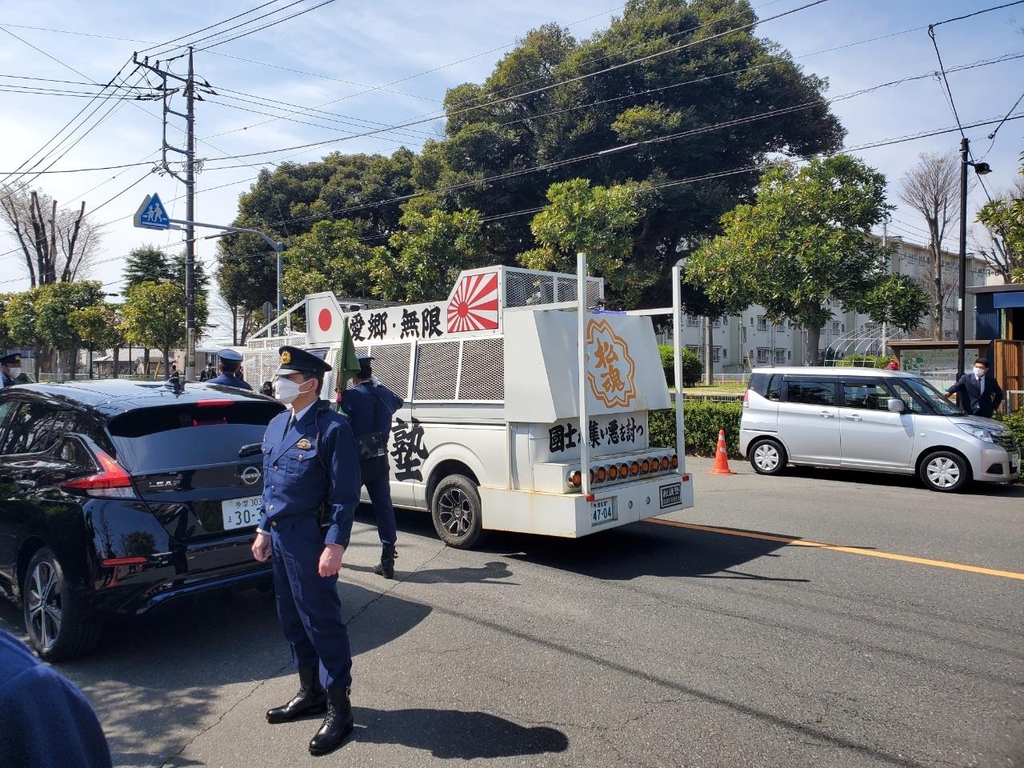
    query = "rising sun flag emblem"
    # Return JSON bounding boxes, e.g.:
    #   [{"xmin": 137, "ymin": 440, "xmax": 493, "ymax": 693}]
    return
[
  {"xmin": 447, "ymin": 271, "xmax": 500, "ymax": 333},
  {"xmin": 586, "ymin": 318, "xmax": 636, "ymax": 409}
]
